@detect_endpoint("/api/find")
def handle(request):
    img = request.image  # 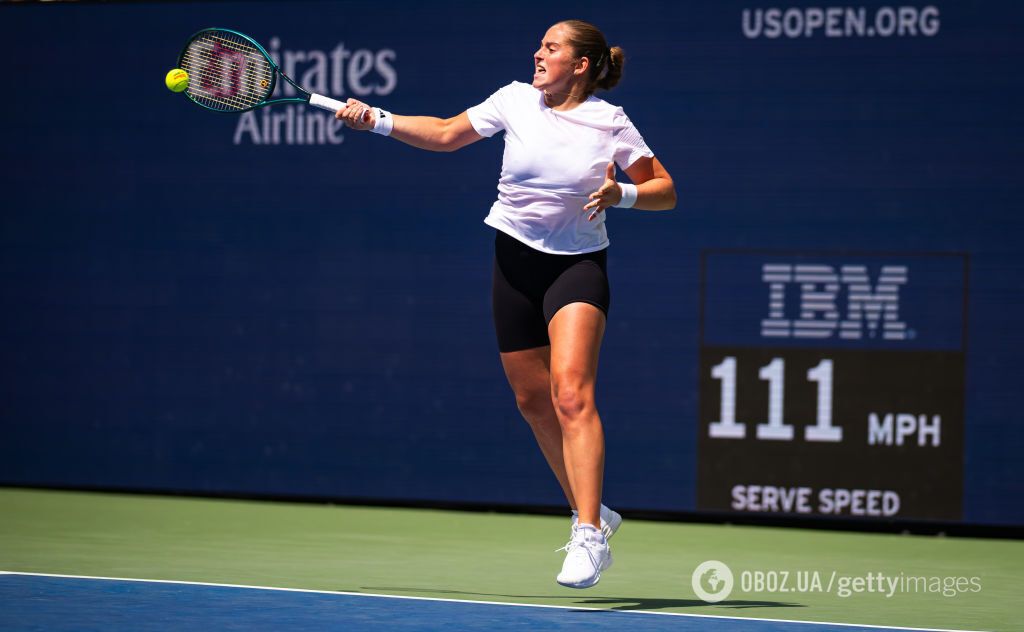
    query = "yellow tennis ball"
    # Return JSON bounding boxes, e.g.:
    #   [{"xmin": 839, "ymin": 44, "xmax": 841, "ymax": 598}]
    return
[{"xmin": 165, "ymin": 68, "xmax": 189, "ymax": 93}]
